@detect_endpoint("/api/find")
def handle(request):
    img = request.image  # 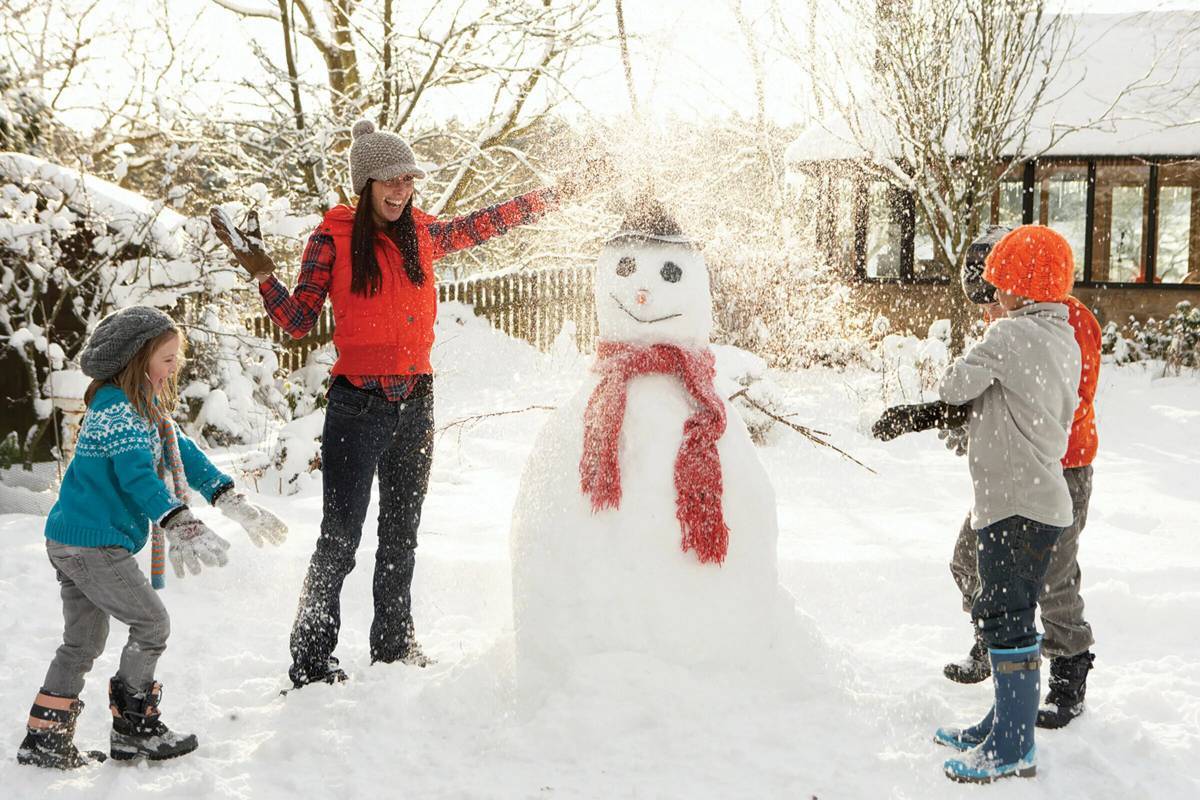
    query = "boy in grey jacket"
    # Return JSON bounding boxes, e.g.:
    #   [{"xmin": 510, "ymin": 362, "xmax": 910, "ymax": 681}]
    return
[{"xmin": 933, "ymin": 226, "xmax": 1081, "ymax": 784}]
